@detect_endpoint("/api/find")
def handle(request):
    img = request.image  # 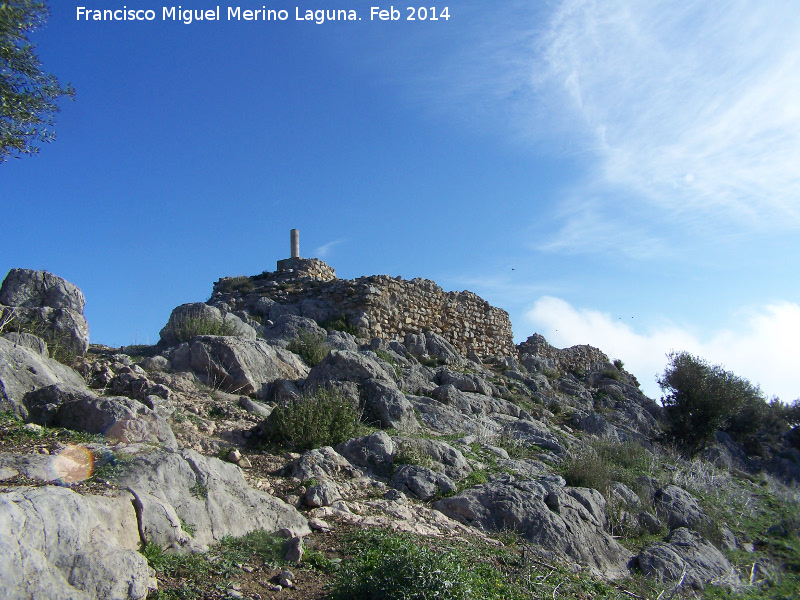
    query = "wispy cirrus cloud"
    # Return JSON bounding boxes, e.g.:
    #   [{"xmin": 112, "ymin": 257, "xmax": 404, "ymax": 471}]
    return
[
  {"xmin": 538, "ymin": 0, "xmax": 800, "ymax": 229},
  {"xmin": 314, "ymin": 239, "xmax": 347, "ymax": 260},
  {"xmin": 525, "ymin": 296, "xmax": 800, "ymax": 401},
  {"xmin": 424, "ymin": 1, "xmax": 800, "ymax": 252}
]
